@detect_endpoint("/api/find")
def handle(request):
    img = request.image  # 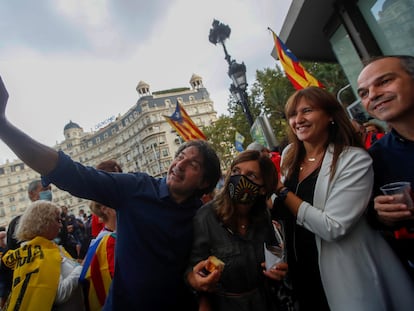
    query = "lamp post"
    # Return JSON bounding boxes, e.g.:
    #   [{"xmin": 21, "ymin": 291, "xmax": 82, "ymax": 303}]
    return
[{"xmin": 209, "ymin": 19, "xmax": 254, "ymax": 126}]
